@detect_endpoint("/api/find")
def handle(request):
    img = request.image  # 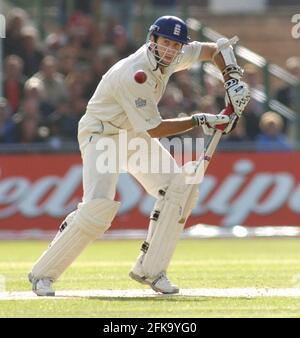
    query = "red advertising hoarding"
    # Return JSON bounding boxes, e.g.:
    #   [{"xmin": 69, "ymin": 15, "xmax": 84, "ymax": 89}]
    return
[{"xmin": 0, "ymin": 152, "xmax": 300, "ymax": 231}]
